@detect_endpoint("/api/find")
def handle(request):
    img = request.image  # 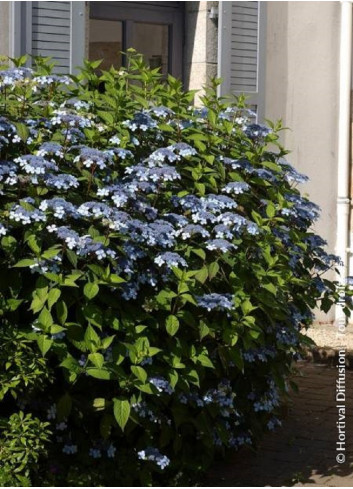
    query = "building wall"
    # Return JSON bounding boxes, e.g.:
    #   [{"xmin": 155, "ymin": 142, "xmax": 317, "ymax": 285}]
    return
[
  {"xmin": 265, "ymin": 1, "xmax": 341, "ymax": 322},
  {"xmin": 0, "ymin": 1, "xmax": 11, "ymax": 59},
  {"xmin": 184, "ymin": 1, "xmax": 218, "ymax": 101}
]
